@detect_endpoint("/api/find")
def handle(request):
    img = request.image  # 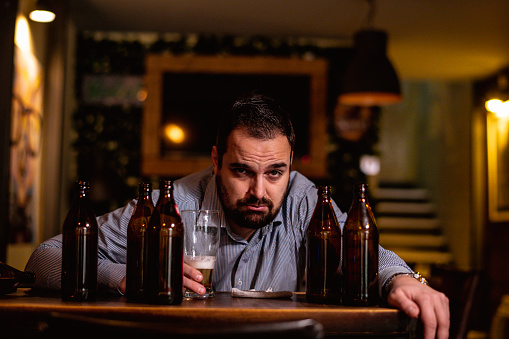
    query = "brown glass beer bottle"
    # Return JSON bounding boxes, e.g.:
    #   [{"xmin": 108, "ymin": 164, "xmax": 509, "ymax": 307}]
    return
[
  {"xmin": 61, "ymin": 181, "xmax": 98, "ymax": 301},
  {"xmin": 306, "ymin": 185, "xmax": 342, "ymax": 304},
  {"xmin": 342, "ymin": 183, "xmax": 379, "ymax": 306},
  {"xmin": 126, "ymin": 182, "xmax": 154, "ymax": 302},
  {"xmin": 145, "ymin": 179, "xmax": 184, "ymax": 305}
]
